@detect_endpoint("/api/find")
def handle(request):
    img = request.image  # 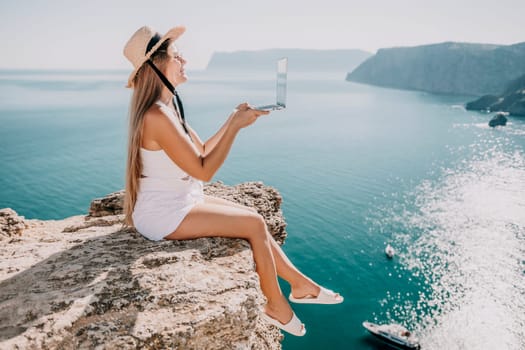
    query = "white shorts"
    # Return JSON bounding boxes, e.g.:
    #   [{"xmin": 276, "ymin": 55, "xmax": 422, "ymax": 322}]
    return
[{"xmin": 132, "ymin": 179, "xmax": 204, "ymax": 241}]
